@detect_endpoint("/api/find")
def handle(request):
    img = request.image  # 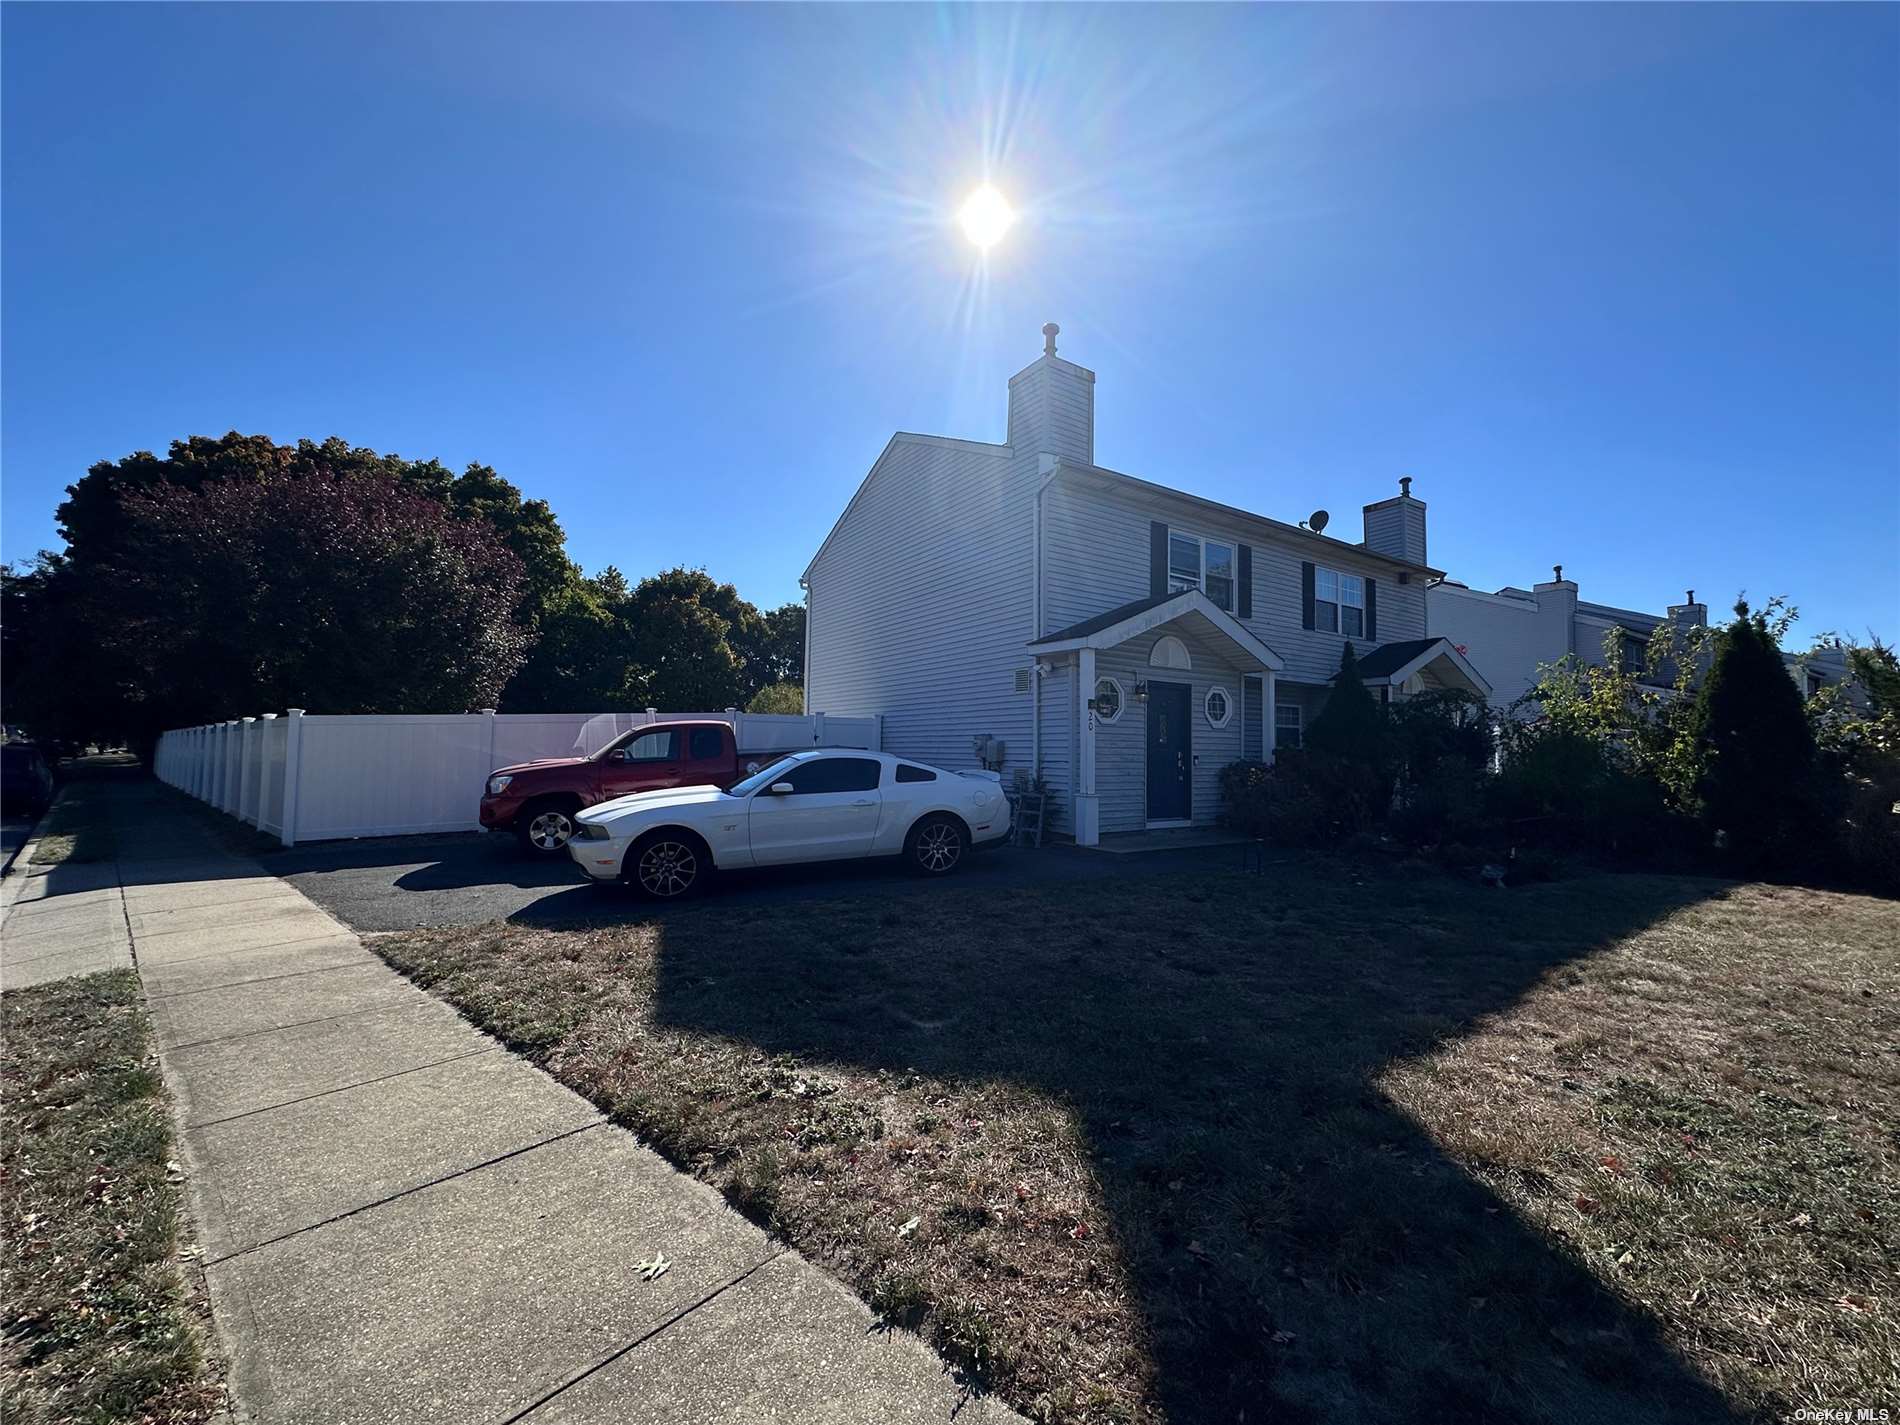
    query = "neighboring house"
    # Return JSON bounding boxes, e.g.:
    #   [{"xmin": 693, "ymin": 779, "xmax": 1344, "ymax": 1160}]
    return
[
  {"xmin": 802, "ymin": 326, "xmax": 1487, "ymax": 844},
  {"xmin": 1427, "ymin": 572, "xmax": 1858, "ymax": 712}
]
